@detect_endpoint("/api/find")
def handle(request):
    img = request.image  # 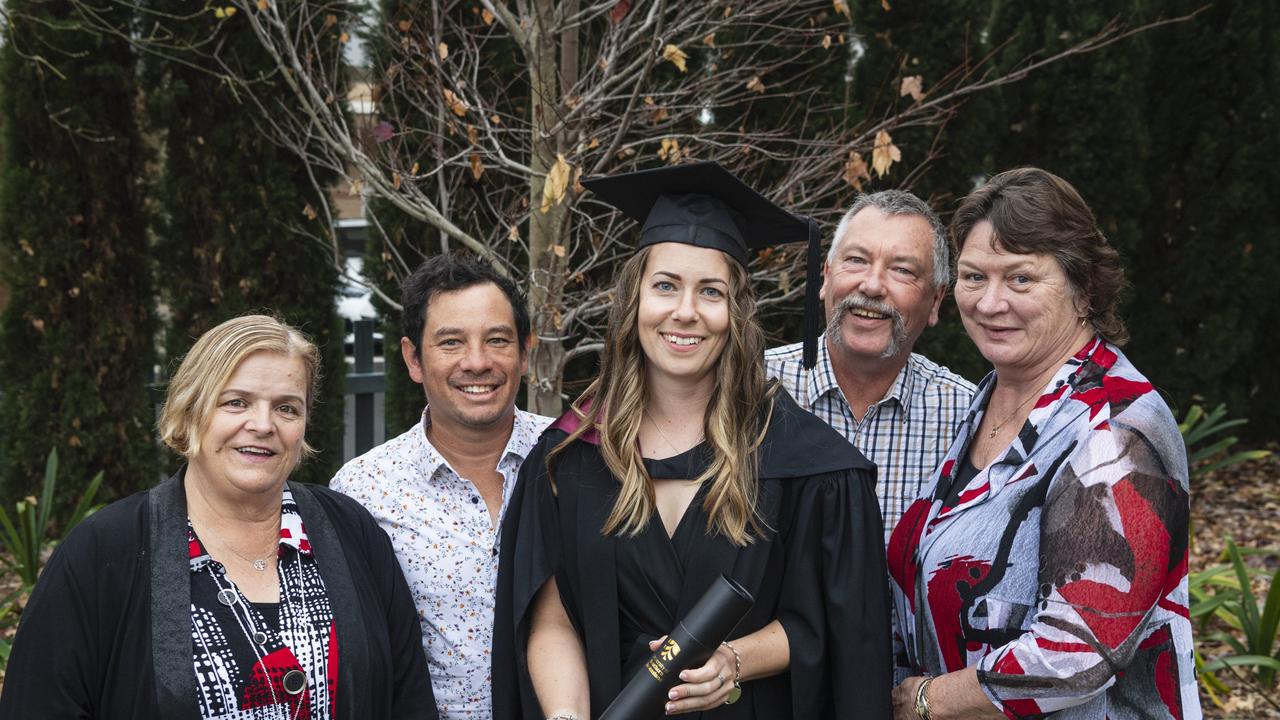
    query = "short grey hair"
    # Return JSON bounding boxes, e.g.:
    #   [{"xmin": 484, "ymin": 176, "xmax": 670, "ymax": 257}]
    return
[{"xmin": 828, "ymin": 190, "xmax": 950, "ymax": 288}]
